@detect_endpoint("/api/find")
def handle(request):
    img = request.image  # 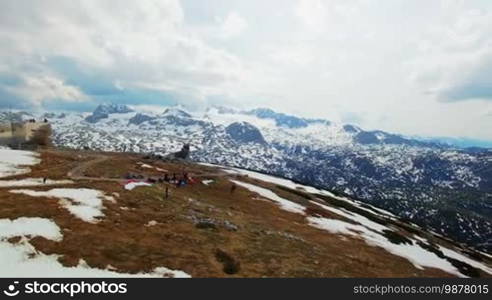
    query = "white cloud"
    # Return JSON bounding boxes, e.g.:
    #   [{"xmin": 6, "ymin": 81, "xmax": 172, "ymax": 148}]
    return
[
  {"xmin": 405, "ymin": 6, "xmax": 492, "ymax": 102},
  {"xmin": 128, "ymin": 104, "xmax": 169, "ymax": 114},
  {"xmin": 0, "ymin": 0, "xmax": 245, "ymax": 104},
  {"xmin": 293, "ymin": 0, "xmax": 363, "ymax": 35},
  {"xmin": 269, "ymin": 44, "xmax": 315, "ymax": 66},
  {"xmin": 294, "ymin": 0, "xmax": 328, "ymax": 33},
  {"xmin": 219, "ymin": 12, "xmax": 248, "ymax": 38},
  {"xmin": 6, "ymin": 74, "xmax": 87, "ymax": 106},
  {"xmin": 0, "ymin": 0, "xmax": 491, "ymax": 139}
]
